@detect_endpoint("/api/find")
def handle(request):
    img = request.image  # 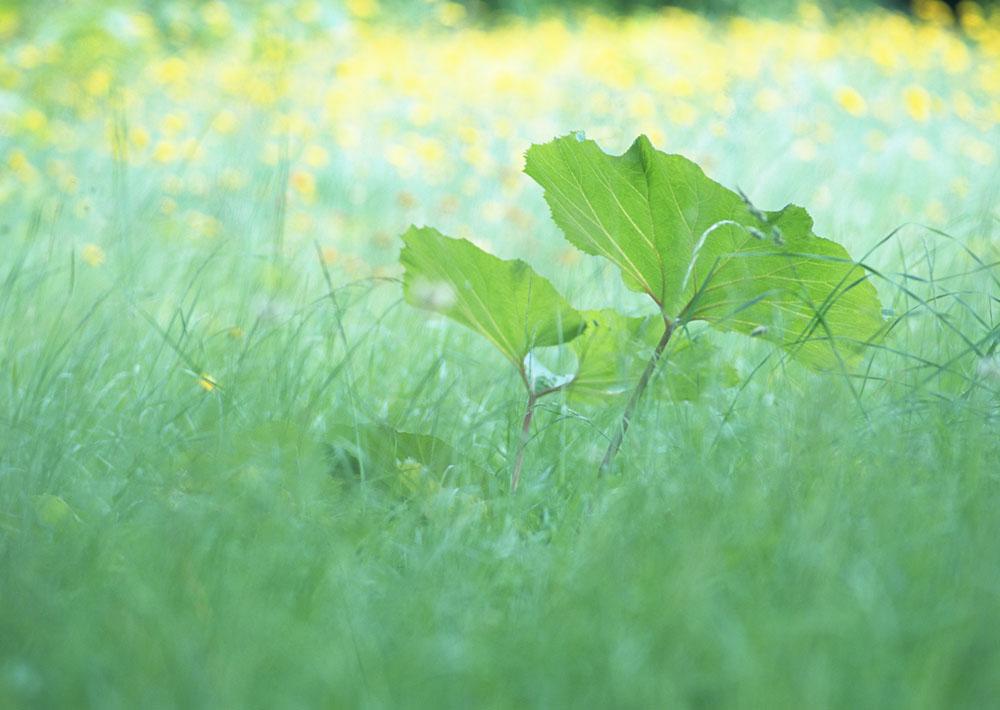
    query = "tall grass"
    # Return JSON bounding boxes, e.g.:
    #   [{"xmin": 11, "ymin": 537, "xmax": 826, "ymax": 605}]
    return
[{"xmin": 2, "ymin": 2, "xmax": 1000, "ymax": 706}]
